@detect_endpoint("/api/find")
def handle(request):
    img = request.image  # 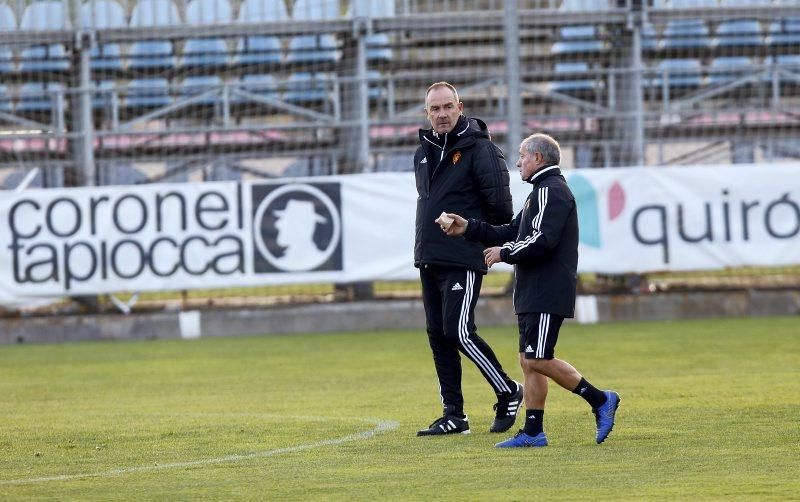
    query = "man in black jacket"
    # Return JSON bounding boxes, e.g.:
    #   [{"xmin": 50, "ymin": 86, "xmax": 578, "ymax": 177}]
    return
[
  {"xmin": 414, "ymin": 82, "xmax": 522, "ymax": 437},
  {"xmin": 442, "ymin": 133, "xmax": 620, "ymax": 447}
]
